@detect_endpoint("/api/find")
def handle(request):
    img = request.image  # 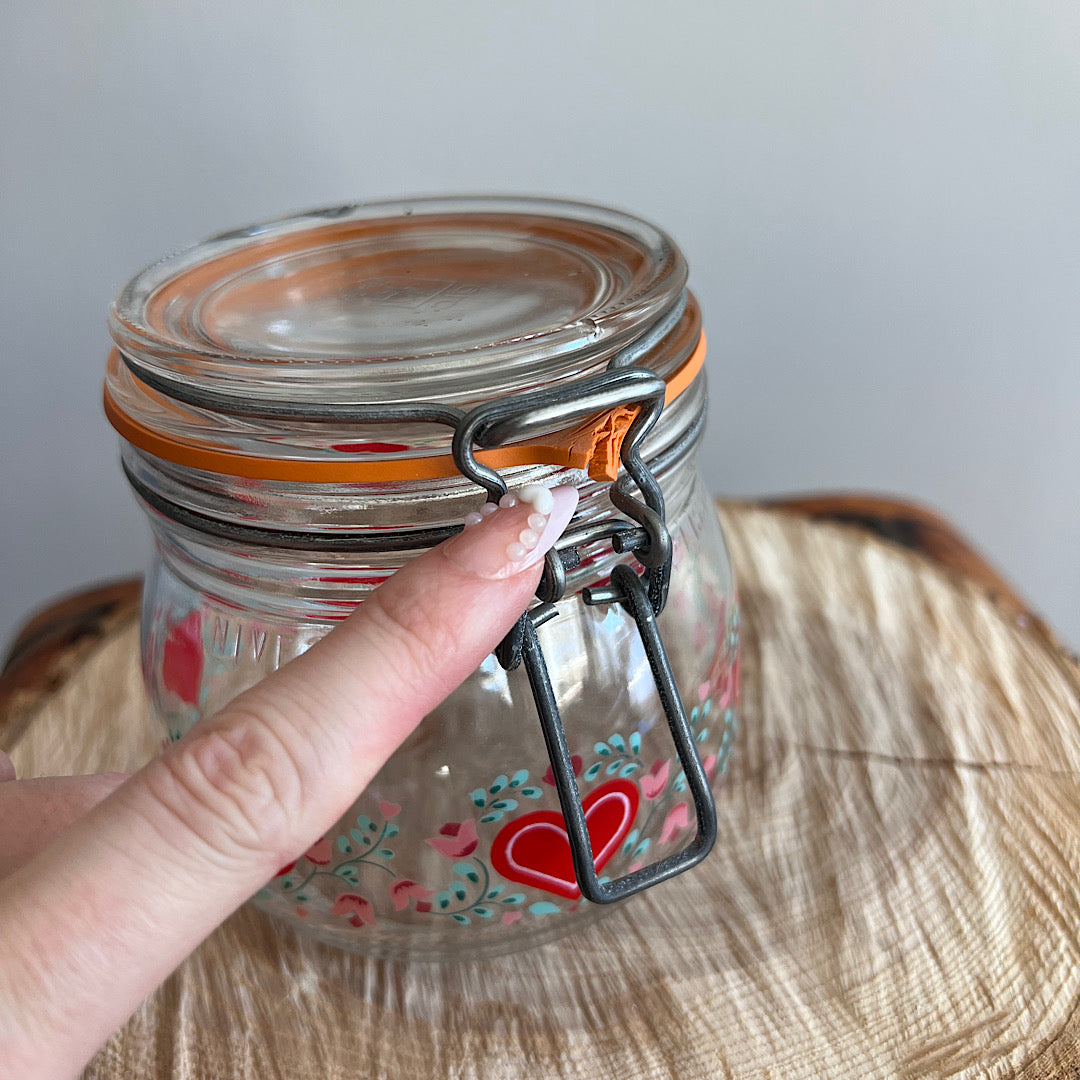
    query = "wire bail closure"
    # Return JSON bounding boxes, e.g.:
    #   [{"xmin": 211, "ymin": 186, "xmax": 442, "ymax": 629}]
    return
[{"xmin": 453, "ymin": 299, "xmax": 718, "ymax": 904}]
